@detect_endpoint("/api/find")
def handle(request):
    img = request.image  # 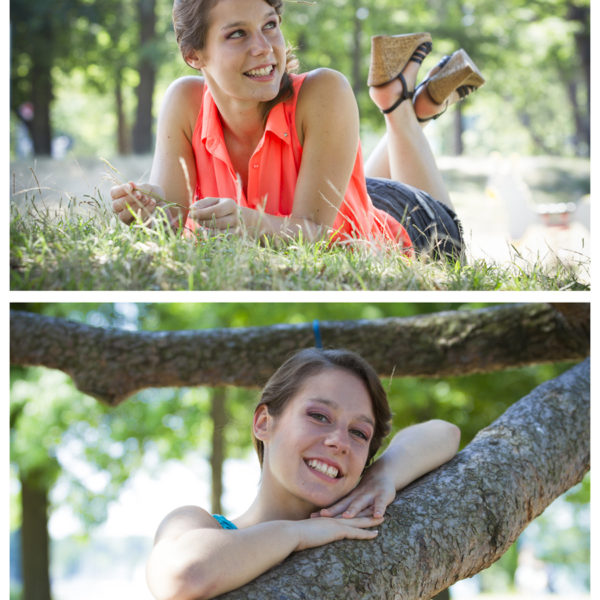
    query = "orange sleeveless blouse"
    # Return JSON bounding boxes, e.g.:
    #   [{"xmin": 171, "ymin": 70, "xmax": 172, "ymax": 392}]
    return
[{"xmin": 190, "ymin": 73, "xmax": 412, "ymax": 252}]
